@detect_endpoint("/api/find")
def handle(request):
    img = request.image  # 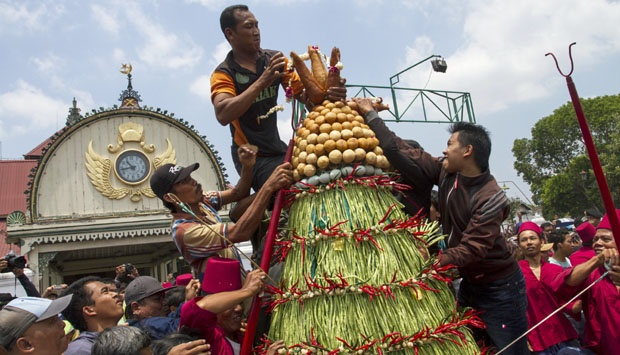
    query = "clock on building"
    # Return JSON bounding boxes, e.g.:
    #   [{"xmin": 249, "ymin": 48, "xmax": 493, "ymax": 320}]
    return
[{"xmin": 114, "ymin": 150, "xmax": 151, "ymax": 184}]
